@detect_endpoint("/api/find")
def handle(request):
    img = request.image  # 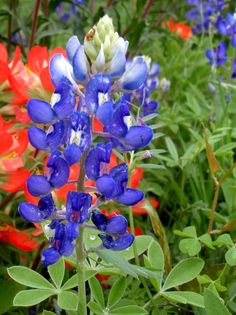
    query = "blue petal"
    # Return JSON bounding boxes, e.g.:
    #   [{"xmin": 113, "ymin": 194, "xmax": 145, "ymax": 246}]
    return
[
  {"xmin": 110, "ymin": 163, "xmax": 128, "ymax": 197},
  {"xmin": 85, "ymin": 74, "xmax": 112, "ymax": 113},
  {"xmin": 19, "ymin": 203, "xmax": 44, "ymax": 222},
  {"xmin": 66, "ymin": 35, "xmax": 80, "ymax": 62},
  {"xmin": 28, "ymin": 126, "xmax": 48, "ymax": 150},
  {"xmin": 110, "ymin": 50, "xmax": 126, "ymax": 78},
  {"xmin": 27, "ymin": 99, "xmax": 56, "ymax": 124},
  {"xmin": 106, "ymin": 102, "xmax": 130, "ymax": 137},
  {"xmin": 73, "ymin": 45, "xmax": 88, "ymax": 81},
  {"xmin": 96, "ymin": 99, "xmax": 113, "ymax": 125},
  {"xmin": 111, "ymin": 233, "xmax": 134, "ymax": 250},
  {"xmin": 47, "ymin": 155, "xmax": 70, "ymax": 188},
  {"xmin": 106, "ymin": 215, "xmax": 127, "ymax": 234},
  {"xmin": 50, "ymin": 53, "xmax": 74, "ymax": 87},
  {"xmin": 42, "ymin": 248, "xmax": 61, "ymax": 266},
  {"xmin": 66, "ymin": 221, "xmax": 80, "ymax": 240},
  {"xmin": 53, "ymin": 78, "xmax": 76, "ymax": 119},
  {"xmin": 64, "ymin": 143, "xmax": 82, "ymax": 165},
  {"xmin": 91, "ymin": 210, "xmax": 108, "ymax": 231},
  {"xmin": 85, "ymin": 142, "xmax": 112, "ymax": 180},
  {"xmin": 205, "ymin": 49, "xmax": 214, "ymax": 65},
  {"xmin": 66, "ymin": 191, "xmax": 92, "ymax": 223},
  {"xmin": 96, "ymin": 174, "xmax": 116, "ymax": 198},
  {"xmin": 121, "ymin": 57, "xmax": 148, "ymax": 91},
  {"xmin": 115, "ymin": 188, "xmax": 144, "ymax": 206},
  {"xmin": 124, "ymin": 126, "xmax": 153, "ymax": 149},
  {"xmin": 47, "ymin": 121, "xmax": 65, "ymax": 151},
  {"xmin": 27, "ymin": 175, "xmax": 51, "ymax": 197},
  {"xmin": 149, "ymin": 62, "xmax": 160, "ymax": 77}
]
